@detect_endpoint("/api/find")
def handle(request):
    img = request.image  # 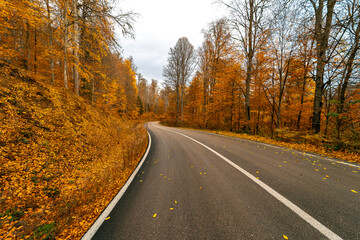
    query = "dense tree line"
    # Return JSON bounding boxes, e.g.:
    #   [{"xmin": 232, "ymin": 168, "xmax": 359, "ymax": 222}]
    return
[
  {"xmin": 0, "ymin": 0, "xmax": 142, "ymax": 116},
  {"xmin": 161, "ymin": 0, "xmax": 360, "ymax": 143}
]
